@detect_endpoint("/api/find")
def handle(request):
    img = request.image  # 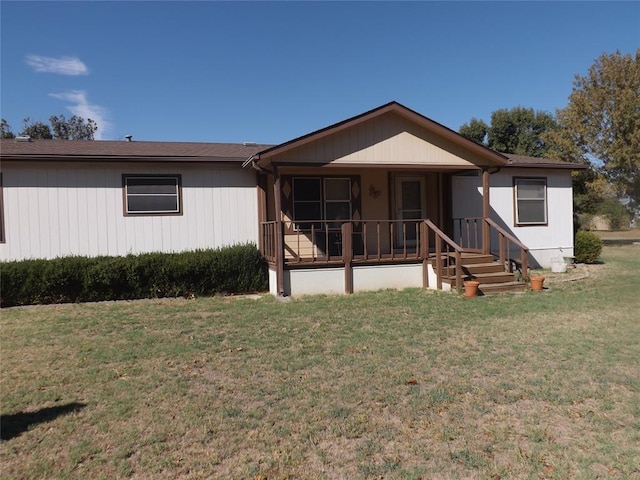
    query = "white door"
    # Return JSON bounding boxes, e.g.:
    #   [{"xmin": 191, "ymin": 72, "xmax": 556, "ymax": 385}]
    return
[
  {"xmin": 451, "ymin": 172, "xmax": 482, "ymax": 244},
  {"xmin": 395, "ymin": 176, "xmax": 426, "ymax": 247}
]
